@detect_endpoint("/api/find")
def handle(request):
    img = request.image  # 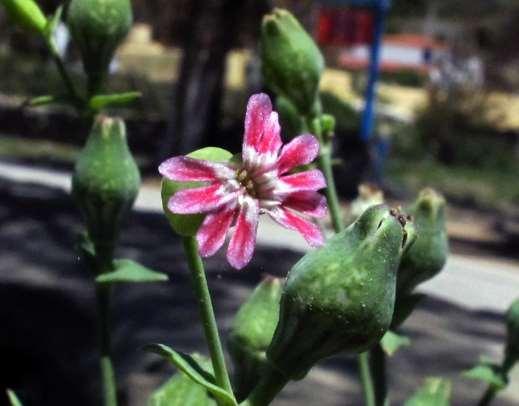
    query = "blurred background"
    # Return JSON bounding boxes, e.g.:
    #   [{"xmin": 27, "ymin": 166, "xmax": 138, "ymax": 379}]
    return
[{"xmin": 1, "ymin": 0, "xmax": 519, "ymax": 405}]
